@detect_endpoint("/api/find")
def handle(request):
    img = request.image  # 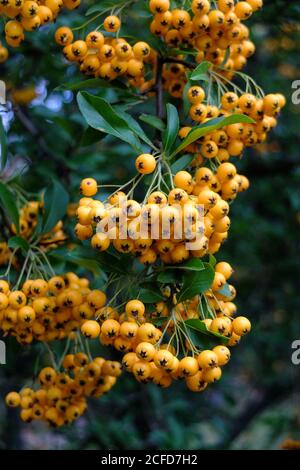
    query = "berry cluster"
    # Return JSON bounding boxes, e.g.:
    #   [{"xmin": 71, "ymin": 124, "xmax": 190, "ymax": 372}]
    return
[
  {"xmin": 75, "ymin": 175, "xmax": 234, "ymax": 263},
  {"xmin": 78, "ymin": 261, "xmax": 251, "ymax": 392},
  {"xmin": 0, "ymin": 274, "xmax": 107, "ymax": 344},
  {"xmin": 72, "ymin": 260, "xmax": 252, "ymax": 392},
  {"xmin": 0, "ymin": 200, "xmax": 67, "ymax": 268},
  {"xmin": 55, "ymin": 20, "xmax": 153, "ymax": 83},
  {"xmin": 185, "ymin": 86, "xmax": 286, "ymax": 157},
  {"xmin": 13, "ymin": 200, "xmax": 66, "ymax": 246},
  {"xmin": 123, "ymin": 345, "xmax": 230, "ymax": 391},
  {"xmin": 5, "ymin": 354, "xmax": 120, "ymax": 426},
  {"xmin": 2, "ymin": 0, "xmax": 286, "ymax": 425},
  {"xmin": 149, "ymin": 0, "xmax": 259, "ymax": 76},
  {"xmin": 0, "ymin": 0, "xmax": 81, "ymax": 48}
]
